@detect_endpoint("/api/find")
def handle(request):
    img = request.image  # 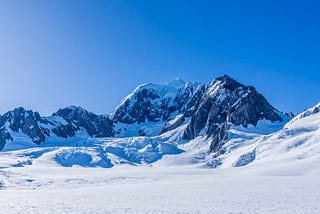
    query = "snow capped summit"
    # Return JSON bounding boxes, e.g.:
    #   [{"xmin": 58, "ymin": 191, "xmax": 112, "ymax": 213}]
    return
[
  {"xmin": 113, "ymin": 78, "xmax": 189, "ymax": 110},
  {"xmin": 110, "ymin": 79, "xmax": 207, "ymax": 125},
  {"xmin": 109, "ymin": 75, "xmax": 286, "ymax": 155},
  {"xmin": 54, "ymin": 106, "xmax": 114, "ymax": 138},
  {"xmin": 164, "ymin": 77, "xmax": 185, "ymax": 86},
  {"xmin": 0, "ymin": 106, "xmax": 114, "ymax": 151},
  {"xmin": 0, "ymin": 107, "xmax": 50, "ymax": 146},
  {"xmin": 182, "ymin": 75, "xmax": 283, "ymax": 152}
]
